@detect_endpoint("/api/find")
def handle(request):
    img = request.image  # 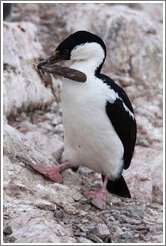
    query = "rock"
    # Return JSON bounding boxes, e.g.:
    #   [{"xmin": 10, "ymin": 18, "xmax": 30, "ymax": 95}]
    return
[
  {"xmin": 120, "ymin": 232, "xmax": 132, "ymax": 239},
  {"xmin": 78, "ymin": 166, "xmax": 94, "ymax": 175},
  {"xmin": 3, "ymin": 21, "xmax": 53, "ymax": 117},
  {"xmin": 3, "ymin": 120, "xmax": 57, "ymax": 168},
  {"xmin": 115, "ymin": 225, "xmax": 123, "ymax": 234},
  {"xmin": 86, "ymin": 234, "xmax": 103, "ymax": 243},
  {"xmin": 106, "ymin": 6, "xmax": 162, "ymax": 86},
  {"xmin": 62, "ymin": 203, "xmax": 79, "ymax": 215},
  {"xmin": 139, "ymin": 3, "xmax": 163, "ymax": 22},
  {"xmin": 18, "ymin": 120, "xmax": 37, "ymax": 131},
  {"xmin": 151, "ymin": 234, "xmax": 163, "ymax": 243},
  {"xmin": 79, "ymin": 210, "xmax": 88, "ymax": 217},
  {"xmin": 54, "ymin": 210, "xmax": 64, "ymax": 220},
  {"xmin": 124, "ymin": 146, "xmax": 163, "ymax": 203},
  {"xmin": 3, "ymin": 225, "xmax": 13, "ymax": 235},
  {"xmin": 34, "ymin": 200, "xmax": 56, "ymax": 211},
  {"xmin": 104, "ymin": 234, "xmax": 113, "ymax": 243},
  {"xmin": 24, "ymin": 130, "xmax": 64, "ymax": 162},
  {"xmin": 92, "ymin": 223, "xmax": 110, "ymax": 239},
  {"xmin": 77, "ymin": 237, "xmax": 93, "ymax": 243},
  {"xmin": 110, "ymin": 3, "xmax": 163, "ymax": 23},
  {"xmin": 11, "ymin": 217, "xmax": 76, "ymax": 243}
]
